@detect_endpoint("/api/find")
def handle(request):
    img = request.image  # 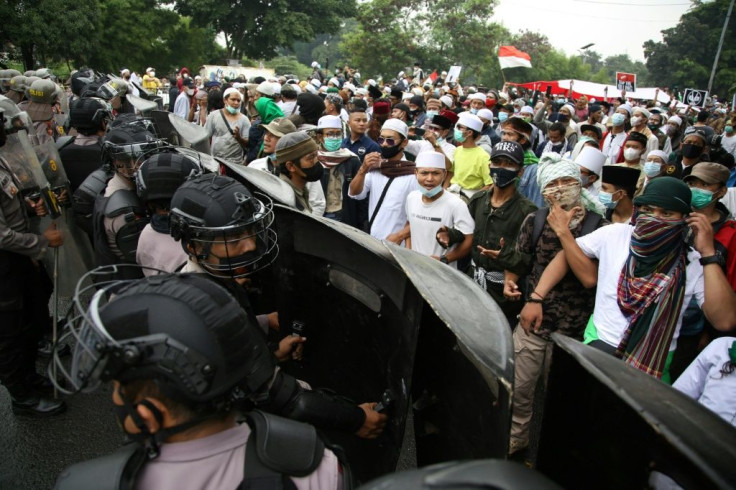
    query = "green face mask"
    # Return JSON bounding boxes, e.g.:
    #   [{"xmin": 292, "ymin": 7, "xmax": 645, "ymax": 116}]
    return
[
  {"xmin": 323, "ymin": 137, "xmax": 342, "ymax": 152},
  {"xmin": 690, "ymin": 187, "xmax": 715, "ymax": 209}
]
